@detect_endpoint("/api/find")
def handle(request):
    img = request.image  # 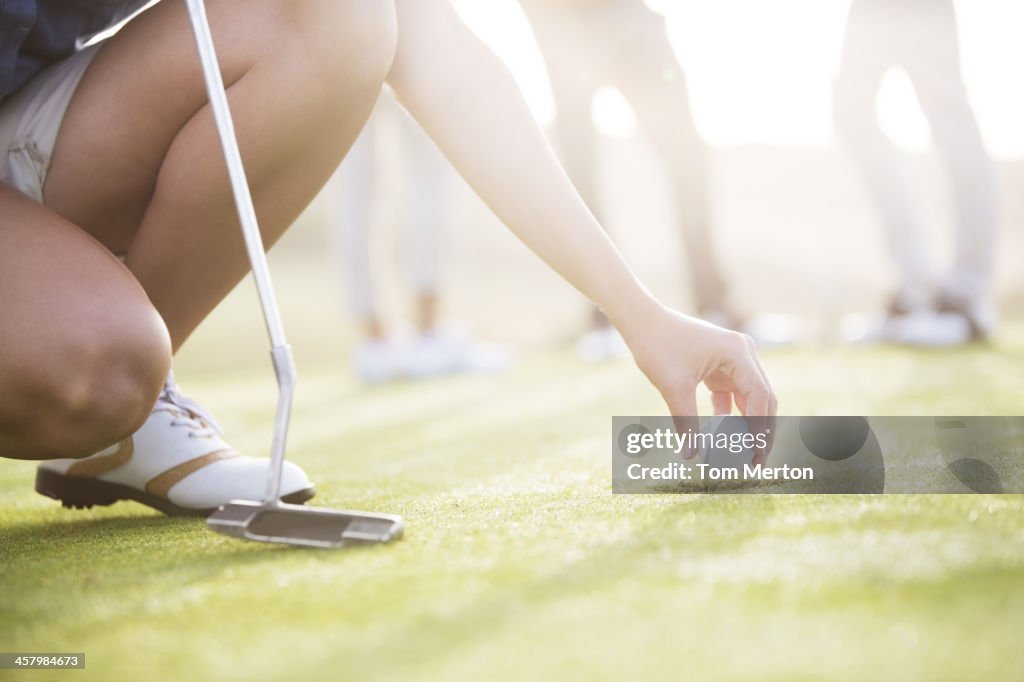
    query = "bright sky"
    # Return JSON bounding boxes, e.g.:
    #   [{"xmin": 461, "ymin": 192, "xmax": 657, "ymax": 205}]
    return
[{"xmin": 454, "ymin": 0, "xmax": 1024, "ymax": 158}]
